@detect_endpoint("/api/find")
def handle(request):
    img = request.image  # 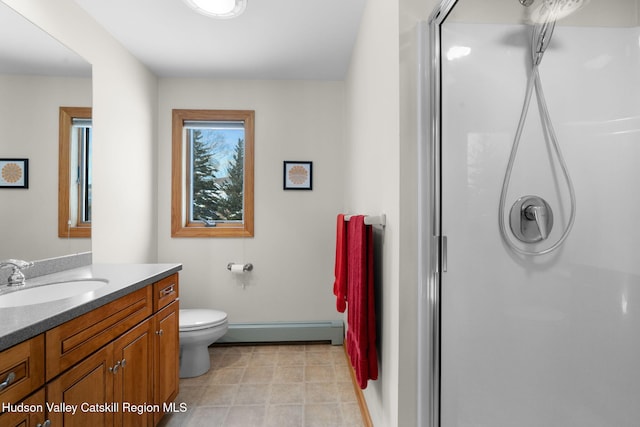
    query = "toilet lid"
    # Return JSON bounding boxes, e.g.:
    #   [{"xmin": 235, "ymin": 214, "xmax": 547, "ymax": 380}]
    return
[{"xmin": 180, "ymin": 309, "xmax": 228, "ymax": 331}]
